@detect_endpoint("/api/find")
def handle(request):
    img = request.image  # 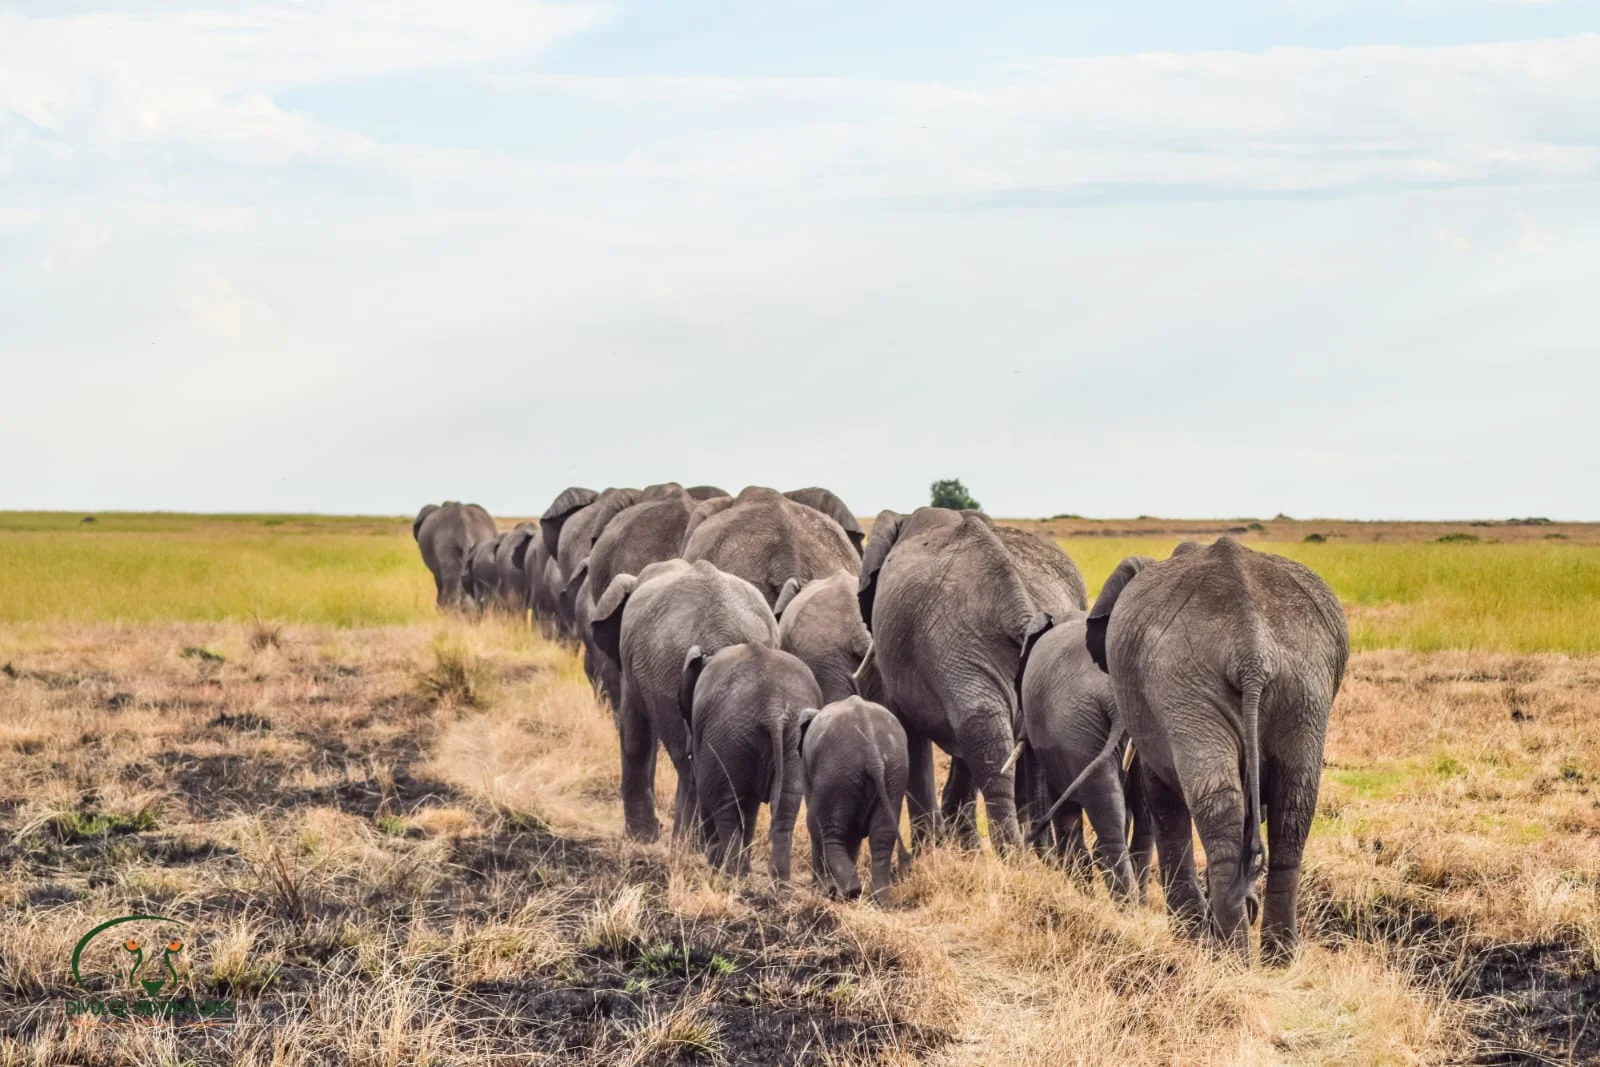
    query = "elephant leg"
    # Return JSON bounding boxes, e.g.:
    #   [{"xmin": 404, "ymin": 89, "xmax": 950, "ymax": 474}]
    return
[
  {"xmin": 733, "ymin": 793, "xmax": 762, "ymax": 878},
  {"xmin": 940, "ymin": 757, "xmax": 979, "ymax": 849},
  {"xmin": 1082, "ymin": 763, "xmax": 1137, "ymax": 903},
  {"xmin": 958, "ymin": 713, "xmax": 1021, "ymax": 853},
  {"xmin": 672, "ymin": 761, "xmax": 703, "ymax": 846},
  {"xmin": 1055, "ymin": 805, "xmax": 1093, "ymax": 885},
  {"xmin": 905, "ymin": 732, "xmax": 938, "ymax": 847},
  {"xmin": 1261, "ymin": 760, "xmax": 1319, "ymax": 966},
  {"xmin": 823, "ymin": 835, "xmax": 863, "ymax": 900},
  {"xmin": 868, "ymin": 815, "xmax": 898, "ymax": 906},
  {"xmin": 617, "ymin": 693, "xmax": 661, "ymax": 843},
  {"xmin": 1143, "ymin": 769, "xmax": 1205, "ymax": 936},
  {"xmin": 808, "ymin": 811, "xmax": 826, "ymax": 886},
  {"xmin": 1125, "ymin": 756, "xmax": 1155, "ymax": 897},
  {"xmin": 1186, "ymin": 769, "xmax": 1252, "ymax": 958}
]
